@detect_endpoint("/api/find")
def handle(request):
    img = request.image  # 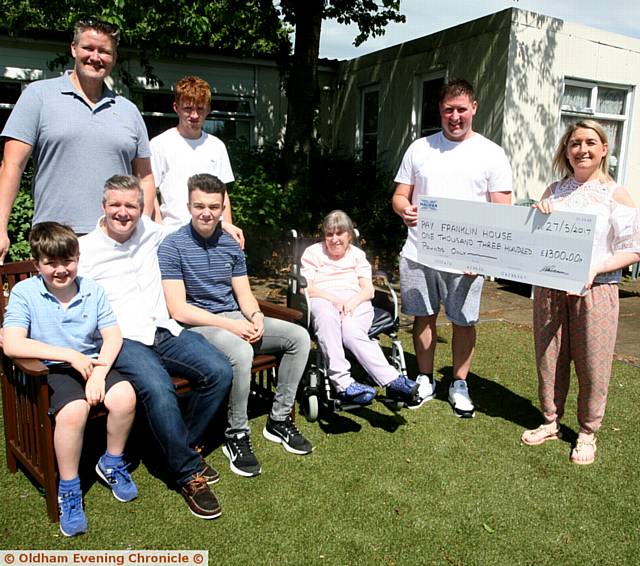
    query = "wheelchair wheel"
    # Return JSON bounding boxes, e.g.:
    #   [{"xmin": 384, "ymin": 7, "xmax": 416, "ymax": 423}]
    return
[
  {"xmin": 303, "ymin": 393, "xmax": 319, "ymax": 422},
  {"xmin": 300, "ymin": 368, "xmax": 320, "ymax": 422}
]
